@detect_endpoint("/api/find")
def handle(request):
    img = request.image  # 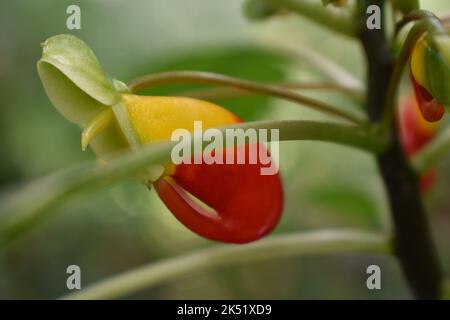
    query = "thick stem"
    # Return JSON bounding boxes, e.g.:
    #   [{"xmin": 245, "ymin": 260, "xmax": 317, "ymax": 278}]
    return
[{"xmin": 360, "ymin": 0, "xmax": 442, "ymax": 299}]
